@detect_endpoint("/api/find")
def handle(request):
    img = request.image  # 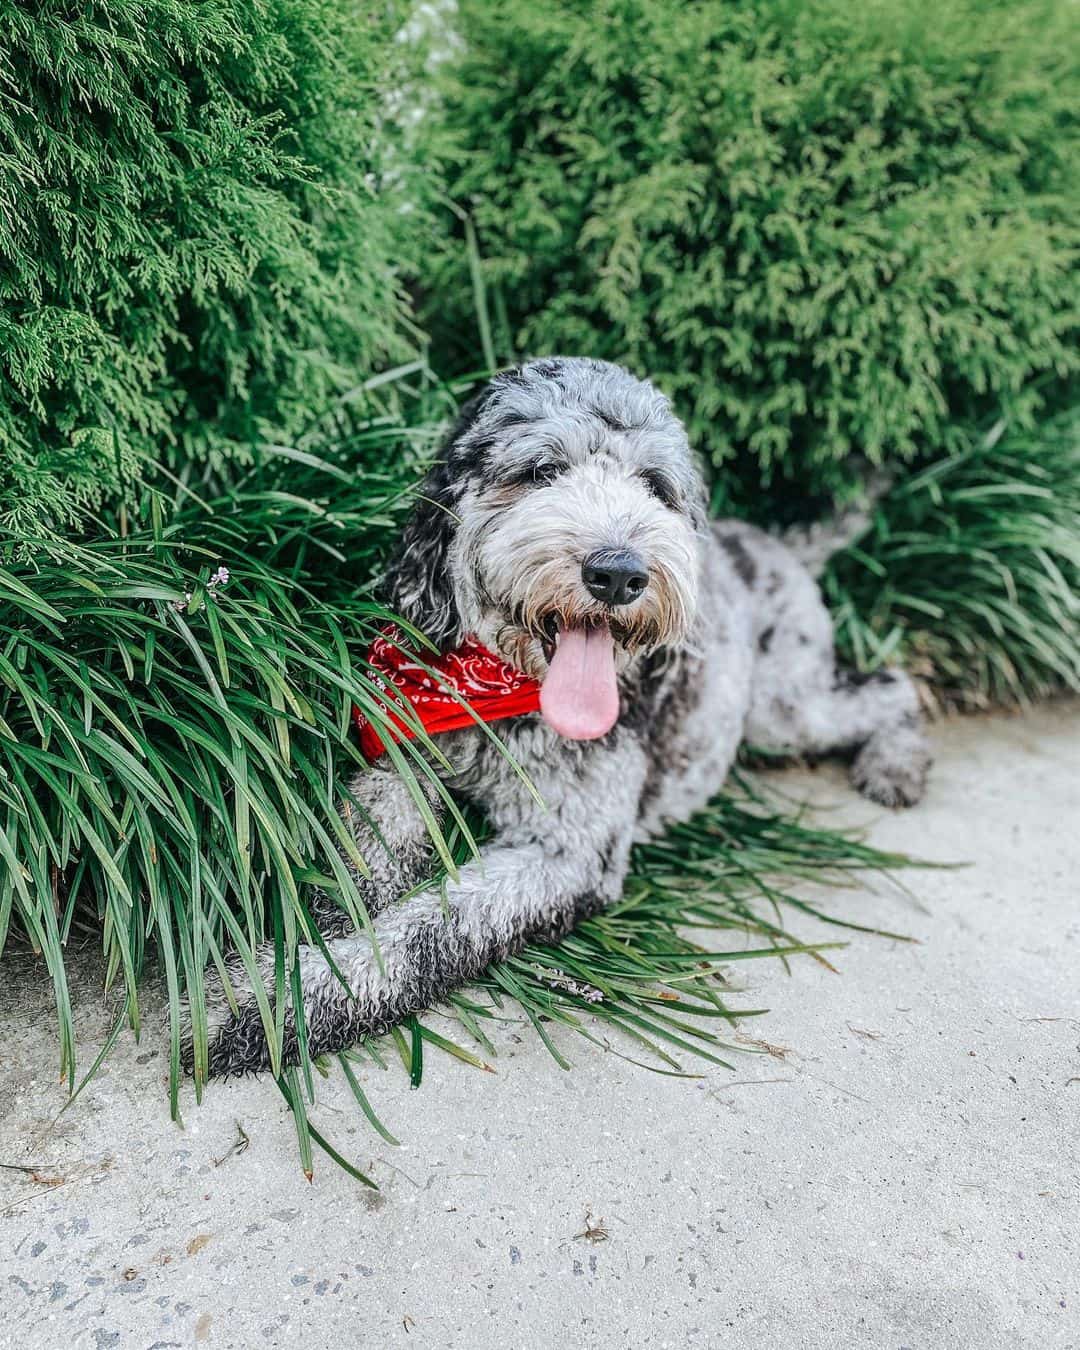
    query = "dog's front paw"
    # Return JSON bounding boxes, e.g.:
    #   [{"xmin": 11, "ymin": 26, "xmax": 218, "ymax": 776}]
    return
[
  {"xmin": 851, "ymin": 732, "xmax": 932, "ymax": 808},
  {"xmin": 214, "ymin": 1002, "xmax": 282, "ymax": 1077},
  {"xmin": 180, "ymin": 997, "xmax": 282, "ymax": 1079}
]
